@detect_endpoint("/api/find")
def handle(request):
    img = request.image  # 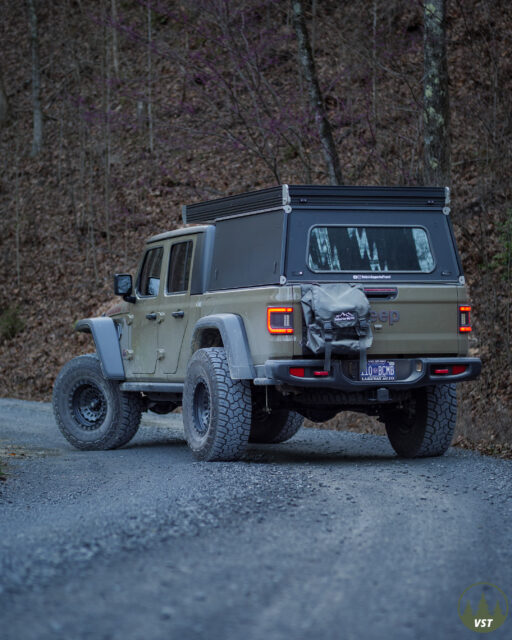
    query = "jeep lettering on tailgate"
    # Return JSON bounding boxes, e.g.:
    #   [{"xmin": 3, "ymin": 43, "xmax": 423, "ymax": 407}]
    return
[{"xmin": 370, "ymin": 310, "xmax": 400, "ymax": 326}]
